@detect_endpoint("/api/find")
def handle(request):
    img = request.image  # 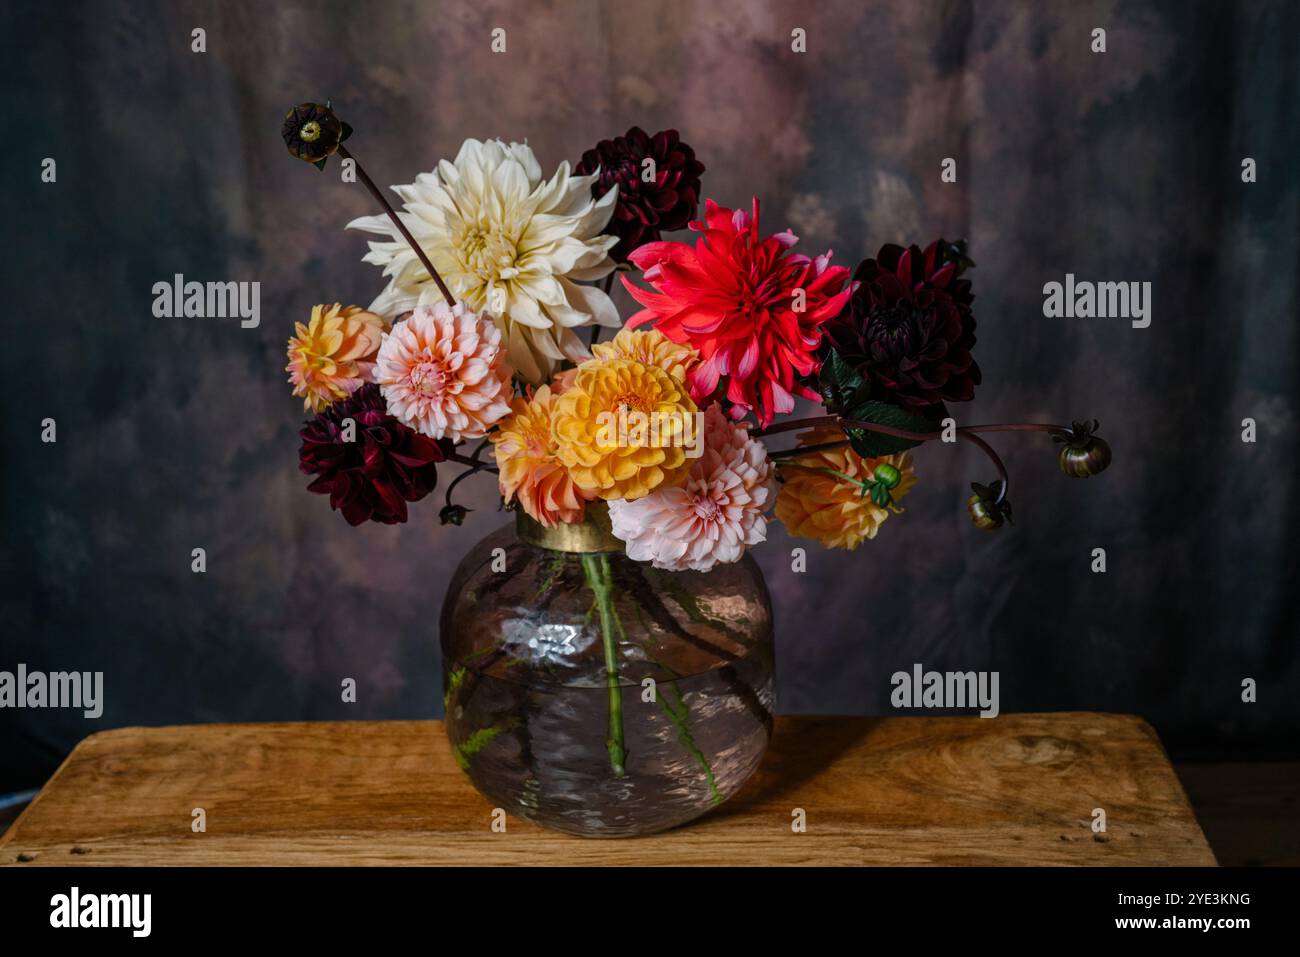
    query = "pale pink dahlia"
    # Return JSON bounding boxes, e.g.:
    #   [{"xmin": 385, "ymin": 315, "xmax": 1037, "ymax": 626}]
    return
[
  {"xmin": 375, "ymin": 302, "xmax": 513, "ymax": 442},
  {"xmin": 608, "ymin": 404, "xmax": 774, "ymax": 572}
]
